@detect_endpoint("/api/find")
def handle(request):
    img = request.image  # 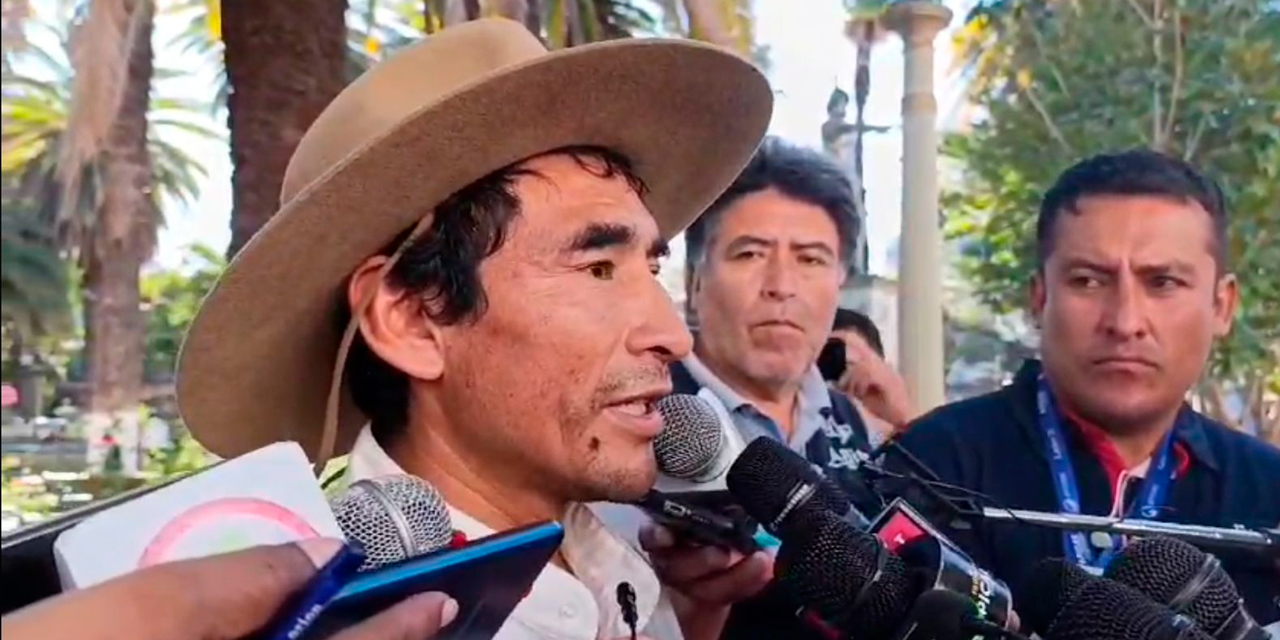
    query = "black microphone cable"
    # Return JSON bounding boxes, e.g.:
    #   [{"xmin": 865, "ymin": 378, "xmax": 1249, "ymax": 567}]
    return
[{"xmin": 616, "ymin": 581, "xmax": 637, "ymax": 640}]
